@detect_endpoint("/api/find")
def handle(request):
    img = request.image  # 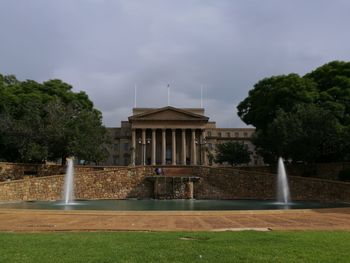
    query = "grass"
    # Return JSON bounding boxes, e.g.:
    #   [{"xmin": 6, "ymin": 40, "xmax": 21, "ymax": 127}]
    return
[{"xmin": 0, "ymin": 231, "xmax": 349, "ymax": 263}]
